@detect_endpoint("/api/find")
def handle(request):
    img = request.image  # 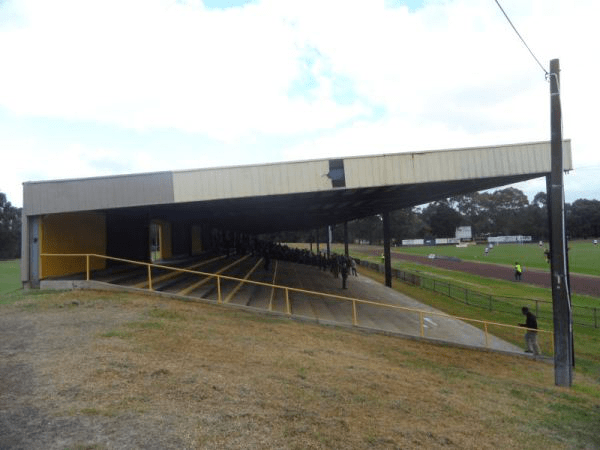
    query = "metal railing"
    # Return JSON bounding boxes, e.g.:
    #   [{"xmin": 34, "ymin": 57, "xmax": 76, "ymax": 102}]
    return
[
  {"xmin": 358, "ymin": 260, "xmax": 599, "ymax": 329},
  {"xmin": 40, "ymin": 253, "xmax": 554, "ymax": 354}
]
